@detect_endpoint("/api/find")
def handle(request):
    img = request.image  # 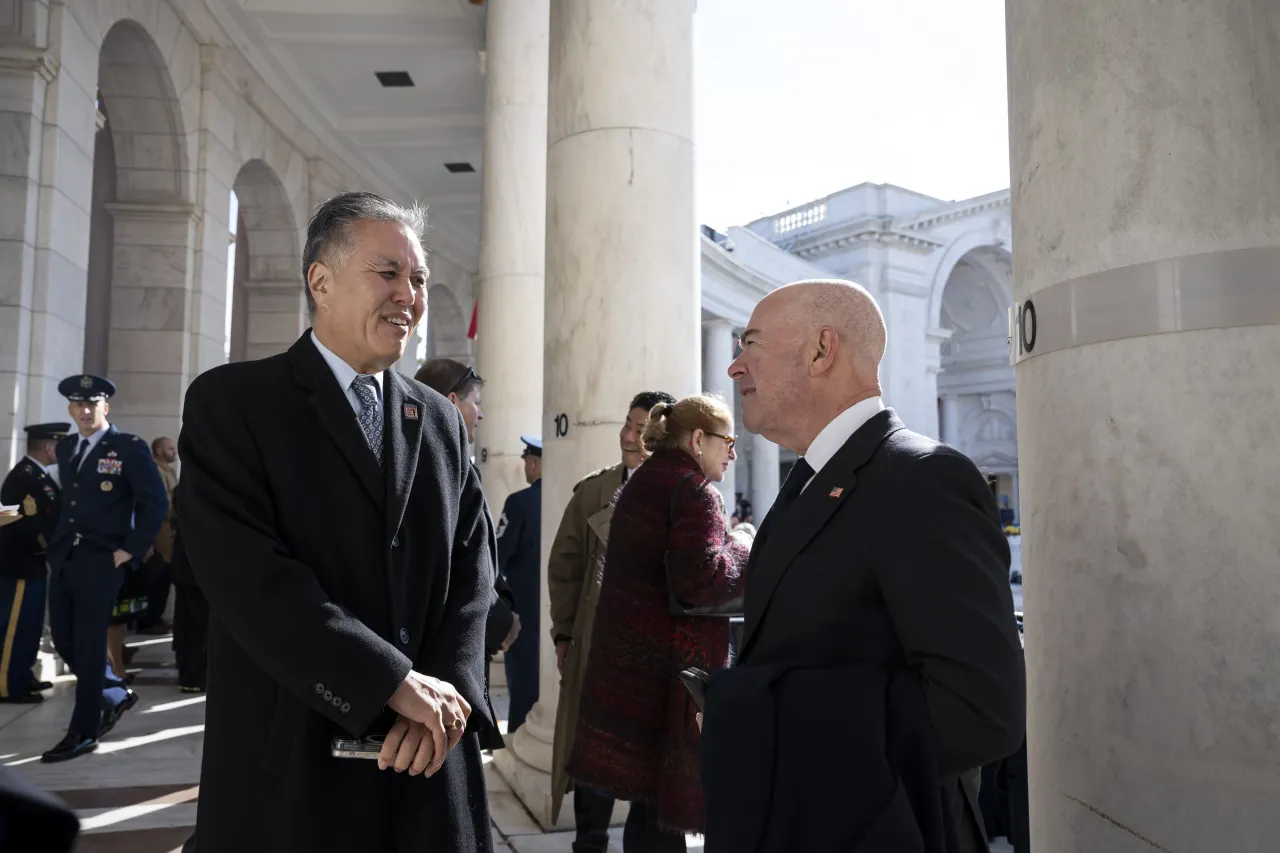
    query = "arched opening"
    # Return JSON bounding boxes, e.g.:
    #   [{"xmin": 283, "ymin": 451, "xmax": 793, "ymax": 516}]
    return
[
  {"xmin": 226, "ymin": 160, "xmax": 303, "ymax": 362},
  {"xmin": 425, "ymin": 284, "xmax": 471, "ymax": 364},
  {"xmin": 84, "ymin": 19, "xmax": 192, "ymax": 441},
  {"xmin": 937, "ymin": 244, "xmax": 1019, "ymax": 524}
]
